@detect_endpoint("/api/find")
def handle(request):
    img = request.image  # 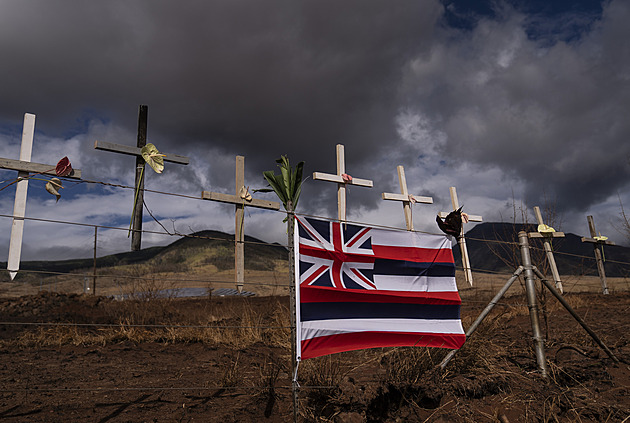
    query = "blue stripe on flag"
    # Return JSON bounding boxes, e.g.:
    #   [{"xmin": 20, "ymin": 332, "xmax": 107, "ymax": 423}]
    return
[
  {"xmin": 301, "ymin": 302, "xmax": 461, "ymax": 321},
  {"xmin": 373, "ymin": 259, "xmax": 455, "ymax": 277}
]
